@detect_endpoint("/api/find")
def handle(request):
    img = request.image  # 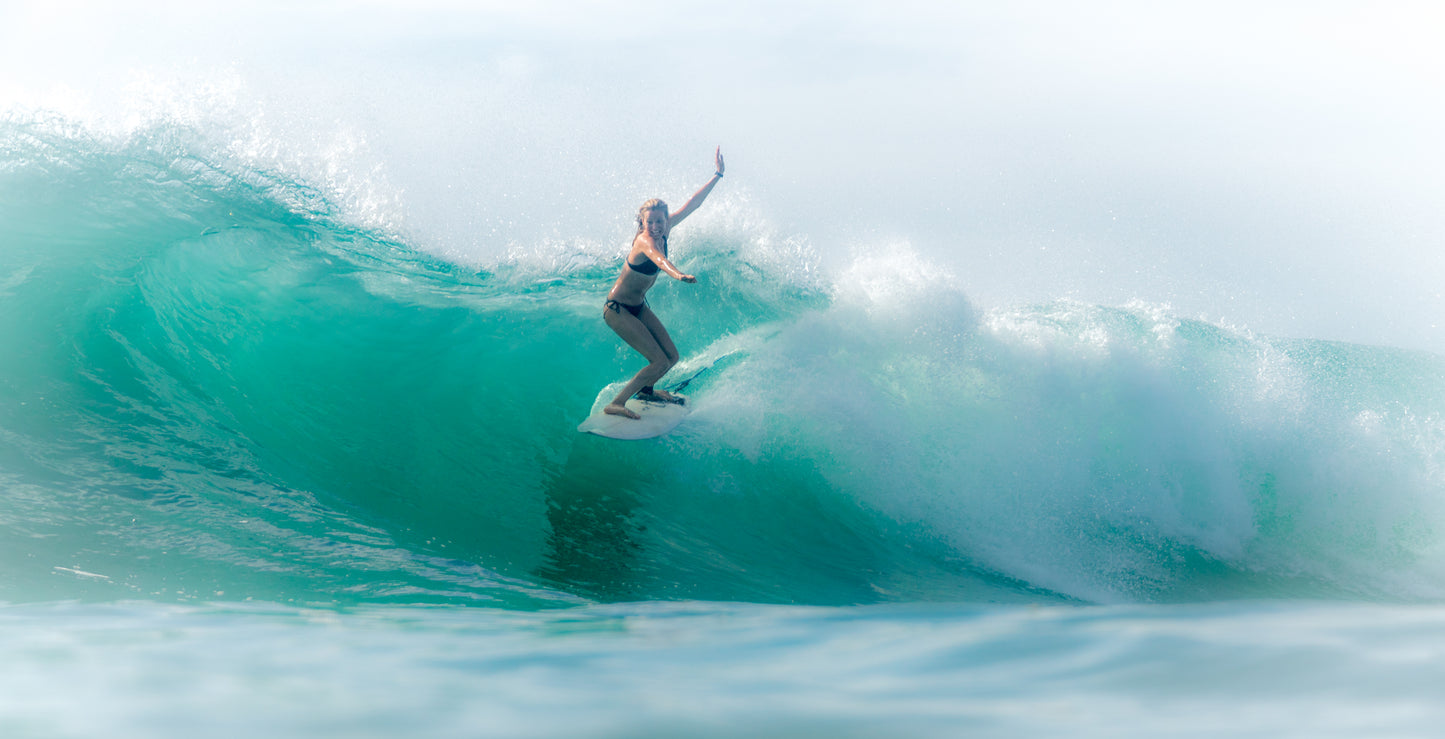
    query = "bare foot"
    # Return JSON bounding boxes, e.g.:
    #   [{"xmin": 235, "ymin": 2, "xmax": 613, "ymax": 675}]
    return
[
  {"xmin": 637, "ymin": 389, "xmax": 683, "ymax": 404},
  {"xmin": 603, "ymin": 403, "xmax": 640, "ymax": 419}
]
